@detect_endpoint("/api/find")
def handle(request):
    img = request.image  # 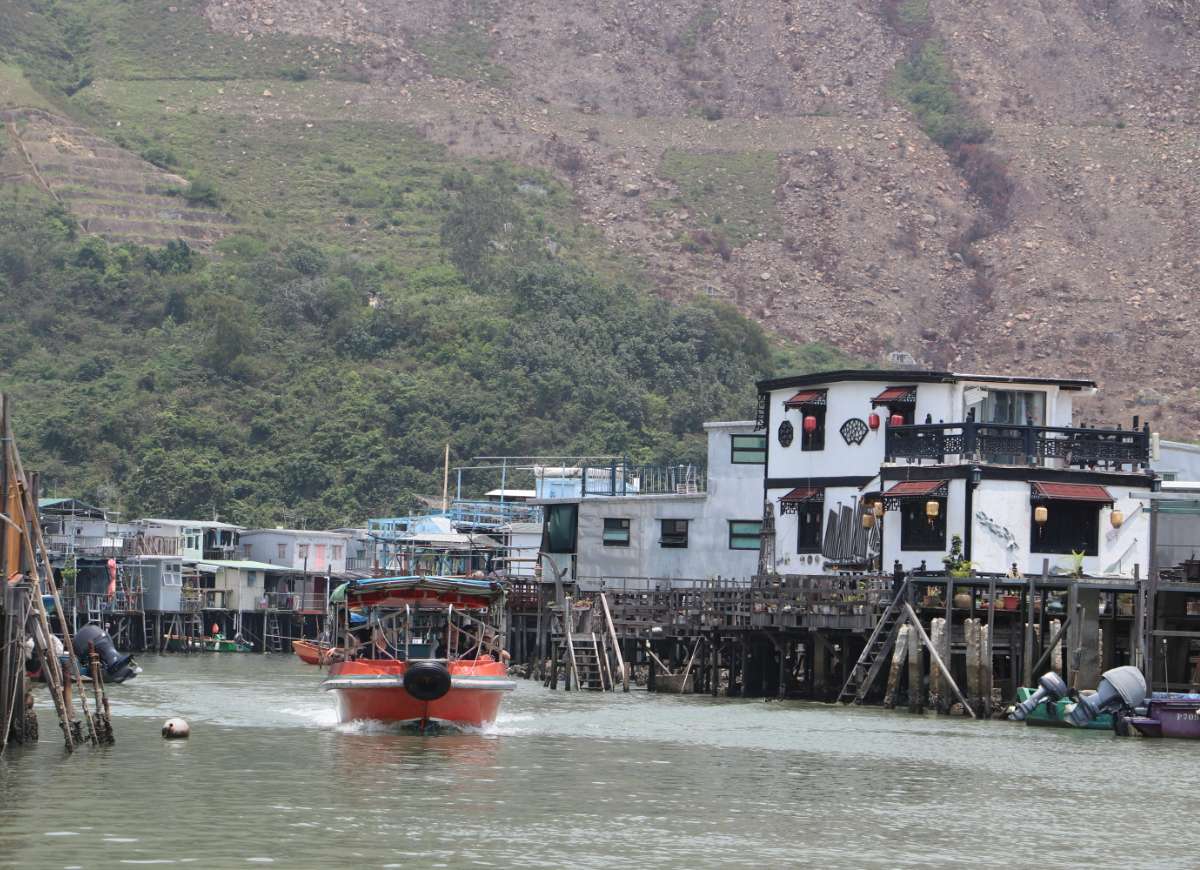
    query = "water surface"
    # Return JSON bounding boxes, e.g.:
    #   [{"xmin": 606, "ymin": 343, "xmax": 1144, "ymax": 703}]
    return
[{"xmin": 0, "ymin": 654, "xmax": 1194, "ymax": 868}]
